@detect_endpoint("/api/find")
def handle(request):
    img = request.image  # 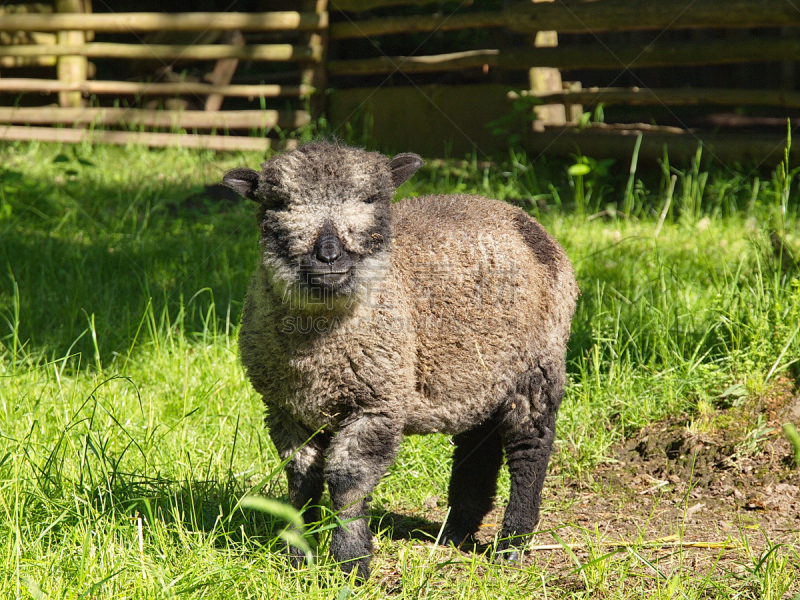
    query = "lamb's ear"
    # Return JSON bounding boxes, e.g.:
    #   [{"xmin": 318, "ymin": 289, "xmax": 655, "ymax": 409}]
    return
[
  {"xmin": 388, "ymin": 153, "xmax": 424, "ymax": 187},
  {"xmin": 222, "ymin": 167, "xmax": 260, "ymax": 201}
]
